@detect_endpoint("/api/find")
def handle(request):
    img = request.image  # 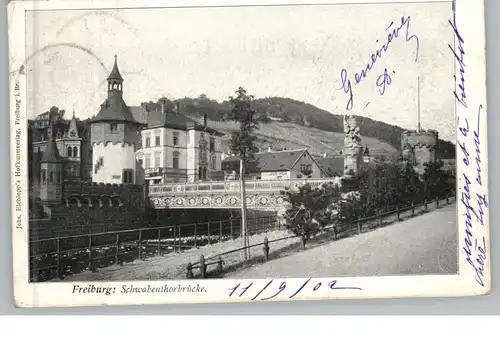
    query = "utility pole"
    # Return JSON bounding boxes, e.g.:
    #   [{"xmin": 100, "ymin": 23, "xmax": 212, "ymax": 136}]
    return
[
  {"xmin": 240, "ymin": 157, "xmax": 249, "ymax": 260},
  {"xmin": 228, "ymin": 87, "xmax": 258, "ymax": 261}
]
